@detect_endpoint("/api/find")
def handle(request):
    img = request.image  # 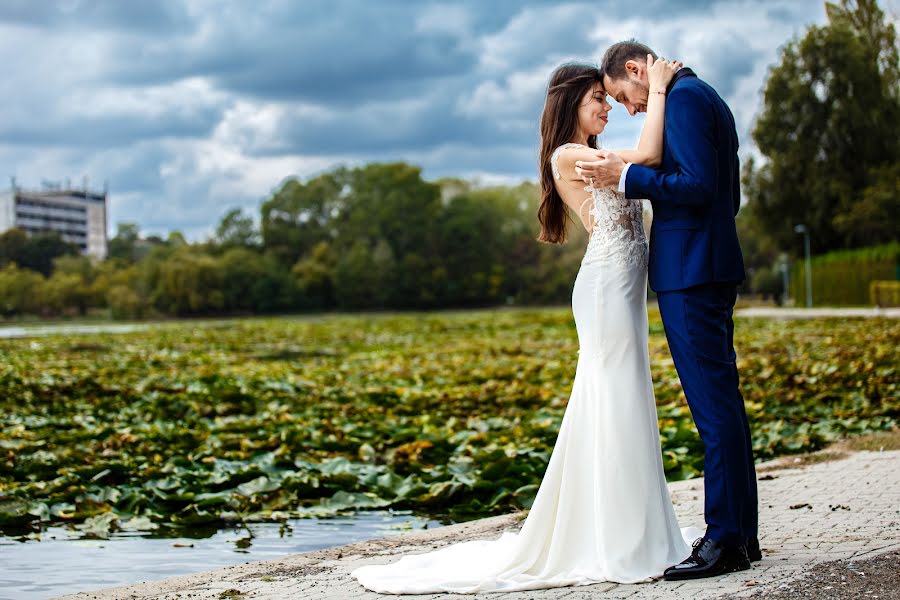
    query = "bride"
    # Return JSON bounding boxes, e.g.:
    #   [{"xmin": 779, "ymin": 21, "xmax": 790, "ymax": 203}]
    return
[{"xmin": 350, "ymin": 56, "xmax": 701, "ymax": 594}]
